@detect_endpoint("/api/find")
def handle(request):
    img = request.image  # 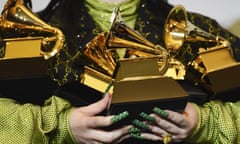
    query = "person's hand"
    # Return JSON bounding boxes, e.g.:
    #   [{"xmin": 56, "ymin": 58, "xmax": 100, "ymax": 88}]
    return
[
  {"xmin": 137, "ymin": 102, "xmax": 199, "ymax": 143},
  {"xmin": 69, "ymin": 93, "xmax": 131, "ymax": 144}
]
